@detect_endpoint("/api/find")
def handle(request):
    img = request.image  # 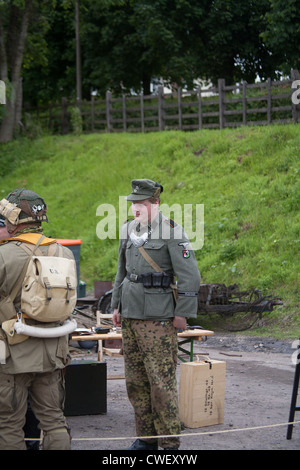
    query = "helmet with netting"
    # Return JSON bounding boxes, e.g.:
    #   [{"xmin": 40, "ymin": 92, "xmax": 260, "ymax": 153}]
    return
[{"xmin": 5, "ymin": 188, "xmax": 48, "ymax": 225}]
